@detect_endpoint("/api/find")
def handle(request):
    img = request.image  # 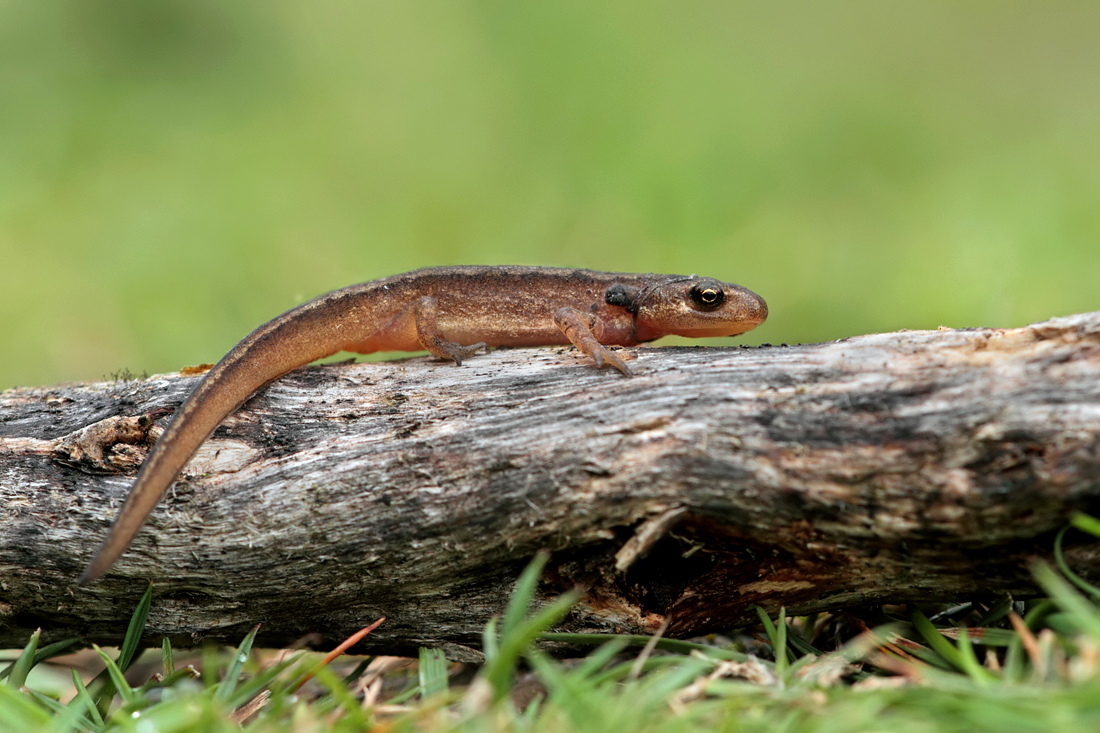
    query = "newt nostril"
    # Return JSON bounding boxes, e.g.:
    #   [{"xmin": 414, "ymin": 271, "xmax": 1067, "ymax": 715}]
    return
[{"xmin": 754, "ymin": 295, "xmax": 768, "ymax": 320}]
